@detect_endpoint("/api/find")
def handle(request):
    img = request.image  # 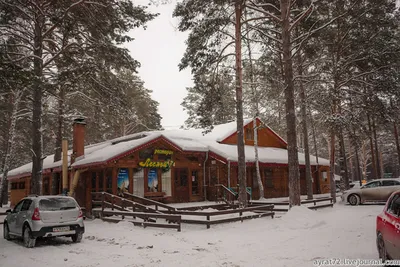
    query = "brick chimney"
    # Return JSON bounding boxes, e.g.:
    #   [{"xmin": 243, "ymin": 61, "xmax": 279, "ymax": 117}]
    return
[{"xmin": 71, "ymin": 117, "xmax": 86, "ymax": 164}]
